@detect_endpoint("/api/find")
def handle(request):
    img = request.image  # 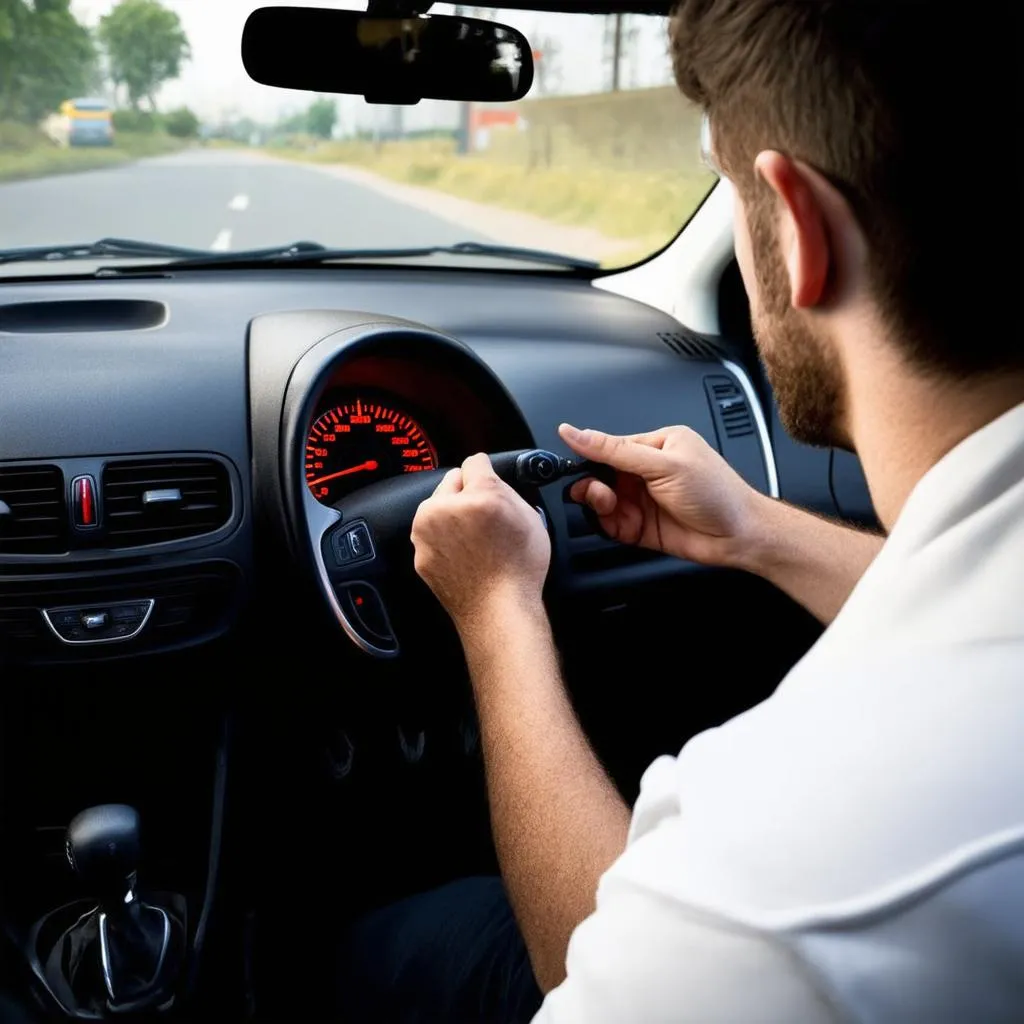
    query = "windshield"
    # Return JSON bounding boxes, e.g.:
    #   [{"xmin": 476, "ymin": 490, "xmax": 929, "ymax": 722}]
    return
[{"xmin": 0, "ymin": 1, "xmax": 716, "ymax": 273}]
